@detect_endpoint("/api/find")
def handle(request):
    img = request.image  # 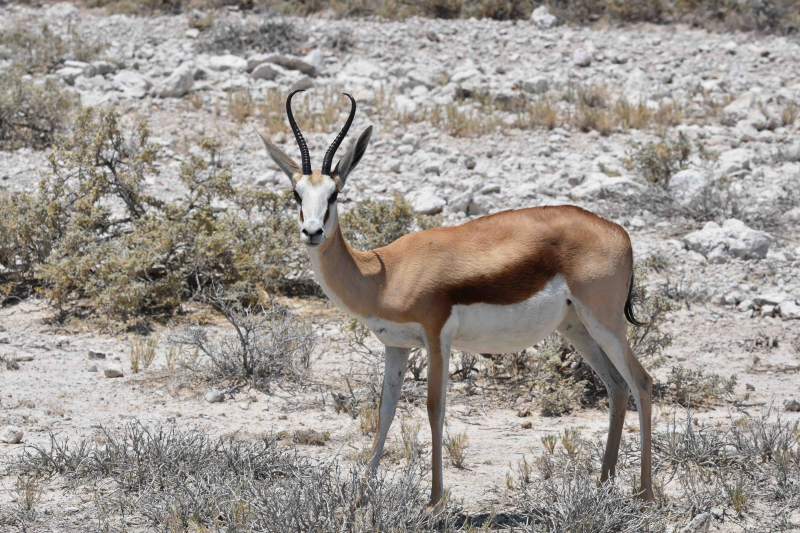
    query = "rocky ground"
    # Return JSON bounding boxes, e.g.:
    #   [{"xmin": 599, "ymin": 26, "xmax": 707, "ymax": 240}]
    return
[{"xmin": 2, "ymin": 2, "xmax": 800, "ymax": 531}]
